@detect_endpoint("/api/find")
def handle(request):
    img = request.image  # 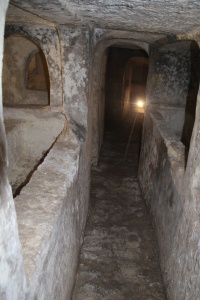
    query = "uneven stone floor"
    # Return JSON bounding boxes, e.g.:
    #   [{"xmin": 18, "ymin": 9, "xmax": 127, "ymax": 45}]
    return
[{"xmin": 72, "ymin": 114, "xmax": 166, "ymax": 300}]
